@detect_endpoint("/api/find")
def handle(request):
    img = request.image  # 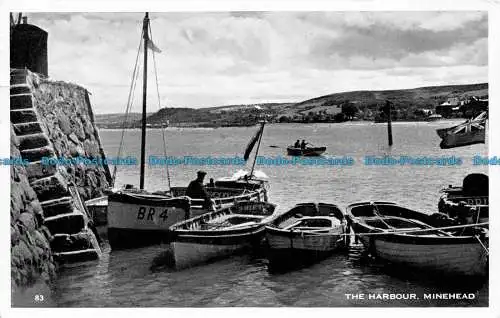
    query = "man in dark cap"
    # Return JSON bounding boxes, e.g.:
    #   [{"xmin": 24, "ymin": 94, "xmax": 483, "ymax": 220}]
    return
[{"xmin": 185, "ymin": 170, "xmax": 212, "ymax": 210}]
